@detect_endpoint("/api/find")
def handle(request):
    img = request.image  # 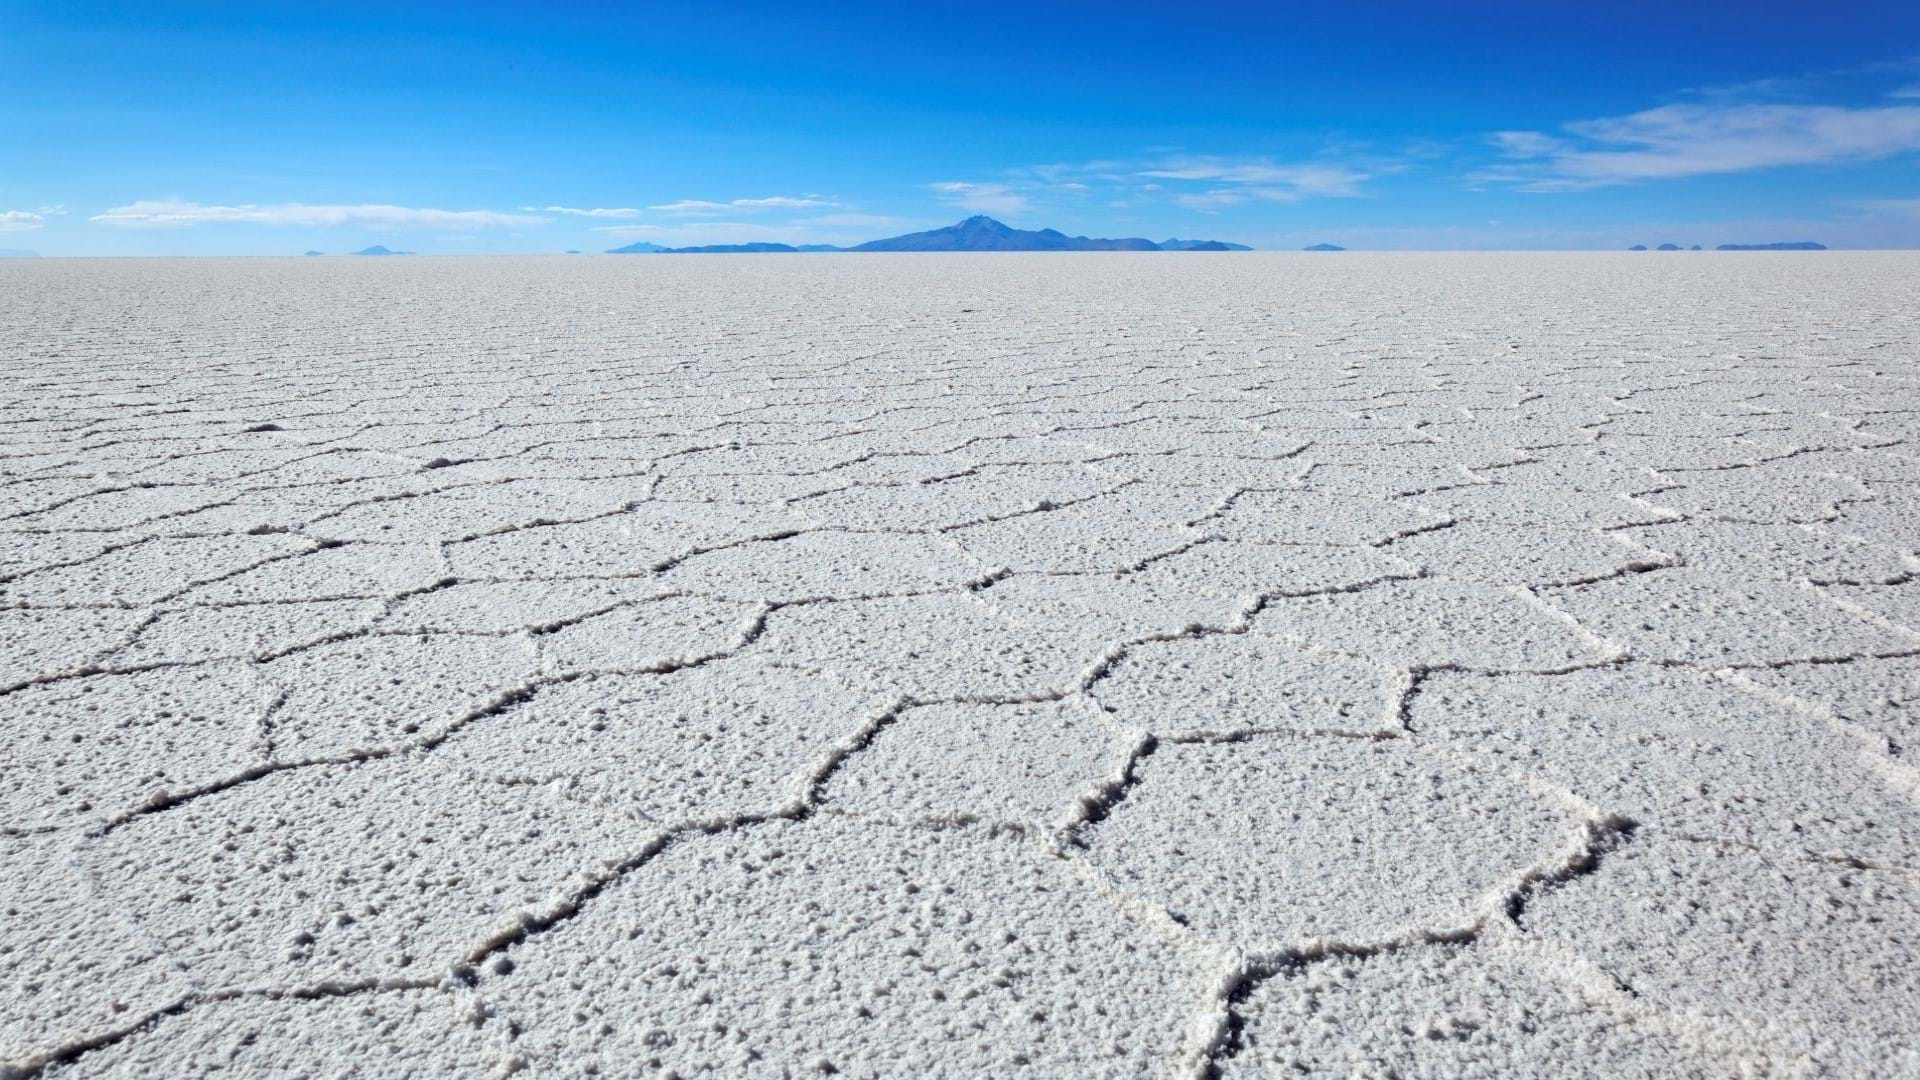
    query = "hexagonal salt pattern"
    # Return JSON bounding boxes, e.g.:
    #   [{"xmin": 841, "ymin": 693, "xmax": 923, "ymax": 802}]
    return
[
  {"xmin": 1078, "ymin": 738, "xmax": 1579, "ymax": 949},
  {"xmin": 473, "ymin": 817, "xmax": 1215, "ymax": 1078},
  {"xmin": 5, "ymin": 253, "xmax": 1919, "ymax": 1076}
]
